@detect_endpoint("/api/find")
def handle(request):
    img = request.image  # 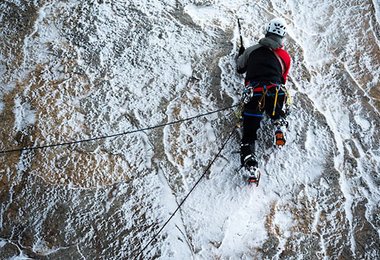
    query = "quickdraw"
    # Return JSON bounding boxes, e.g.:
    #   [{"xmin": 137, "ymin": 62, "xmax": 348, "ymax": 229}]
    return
[{"xmin": 272, "ymin": 85, "xmax": 280, "ymax": 116}]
